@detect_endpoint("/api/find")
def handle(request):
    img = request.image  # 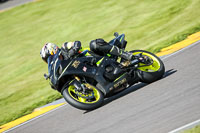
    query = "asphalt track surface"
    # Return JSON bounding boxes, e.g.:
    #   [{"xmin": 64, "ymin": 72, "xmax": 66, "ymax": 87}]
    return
[
  {"xmin": 0, "ymin": 0, "xmax": 33, "ymax": 10},
  {"xmin": 6, "ymin": 42, "xmax": 200, "ymax": 133}
]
